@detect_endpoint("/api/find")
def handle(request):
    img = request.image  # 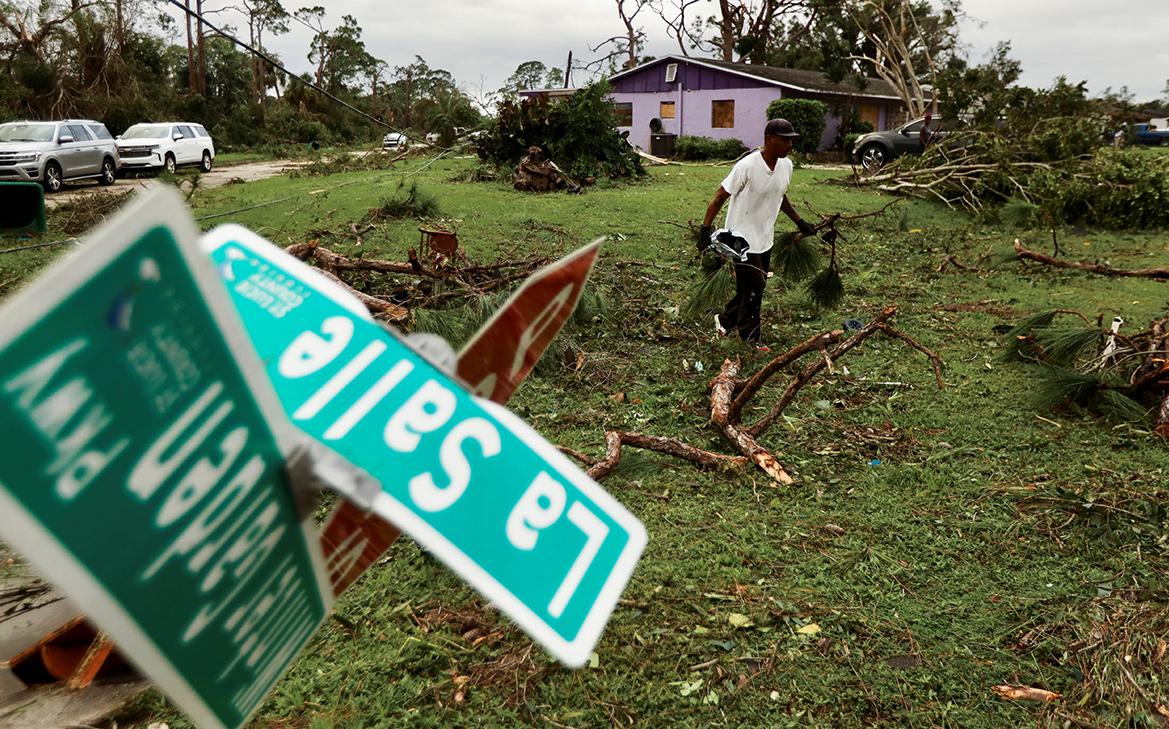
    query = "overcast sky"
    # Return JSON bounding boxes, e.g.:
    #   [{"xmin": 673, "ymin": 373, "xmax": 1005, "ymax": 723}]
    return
[{"xmin": 177, "ymin": 1, "xmax": 1169, "ymax": 104}]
